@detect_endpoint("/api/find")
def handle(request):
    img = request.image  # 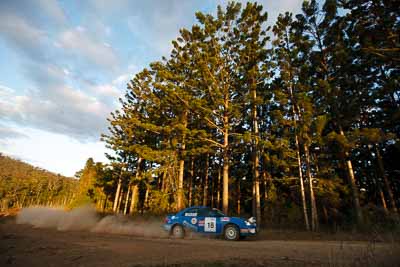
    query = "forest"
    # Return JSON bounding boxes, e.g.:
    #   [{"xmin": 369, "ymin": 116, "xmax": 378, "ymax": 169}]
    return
[
  {"xmin": 0, "ymin": 154, "xmax": 77, "ymax": 211},
  {"xmin": 2, "ymin": 0, "xmax": 399, "ymax": 232},
  {"xmin": 99, "ymin": 0, "xmax": 399, "ymax": 230}
]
